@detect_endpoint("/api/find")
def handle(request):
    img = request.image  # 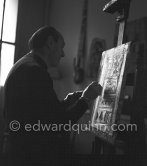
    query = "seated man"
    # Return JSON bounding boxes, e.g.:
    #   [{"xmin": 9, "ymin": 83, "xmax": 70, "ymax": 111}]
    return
[{"xmin": 3, "ymin": 26, "xmax": 102, "ymax": 165}]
